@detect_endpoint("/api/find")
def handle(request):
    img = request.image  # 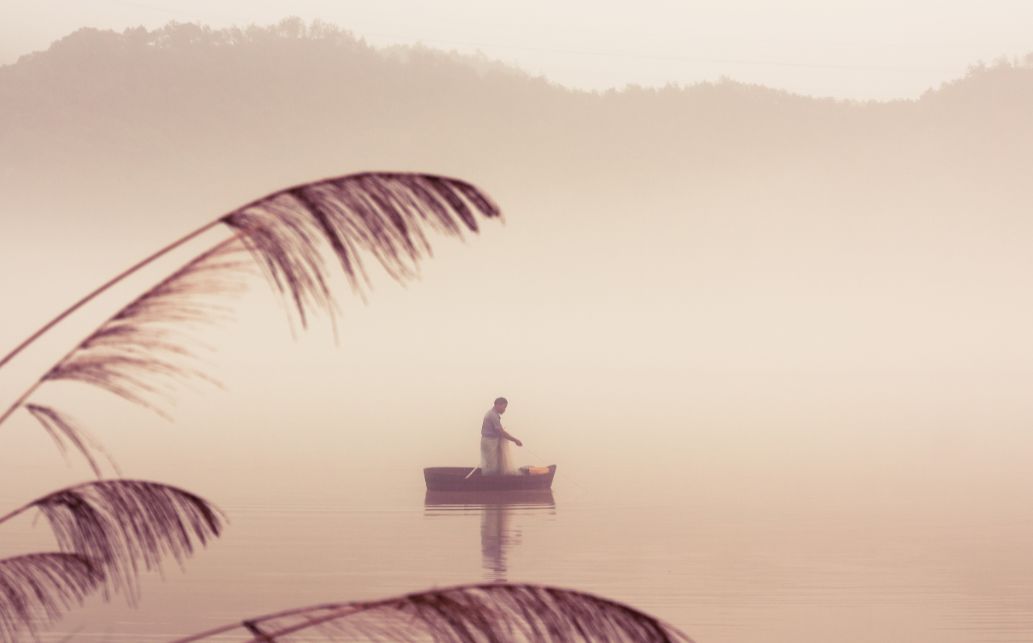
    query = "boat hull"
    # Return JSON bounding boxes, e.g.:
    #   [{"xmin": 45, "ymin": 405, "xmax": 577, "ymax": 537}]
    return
[{"xmin": 423, "ymin": 465, "xmax": 557, "ymax": 492}]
